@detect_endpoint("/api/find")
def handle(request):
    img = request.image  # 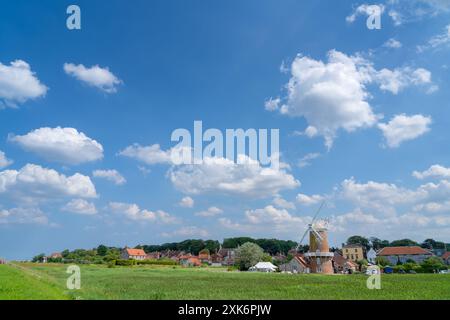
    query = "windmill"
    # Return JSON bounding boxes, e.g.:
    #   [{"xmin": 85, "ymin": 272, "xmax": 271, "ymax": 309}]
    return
[{"xmin": 296, "ymin": 201, "xmax": 334, "ymax": 274}]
